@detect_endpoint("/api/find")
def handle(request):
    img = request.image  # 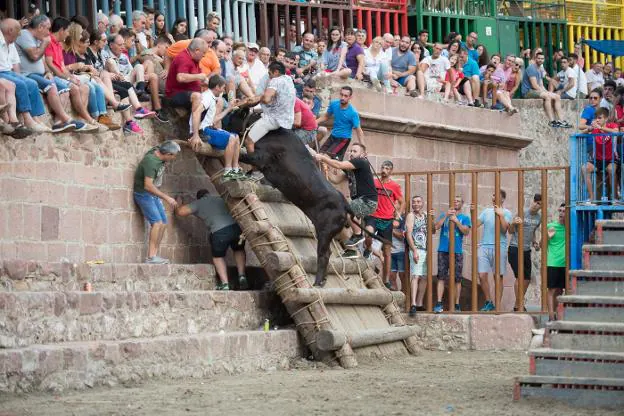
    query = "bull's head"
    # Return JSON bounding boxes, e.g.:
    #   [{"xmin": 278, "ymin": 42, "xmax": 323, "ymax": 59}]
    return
[{"xmin": 224, "ymin": 105, "xmax": 261, "ymax": 137}]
